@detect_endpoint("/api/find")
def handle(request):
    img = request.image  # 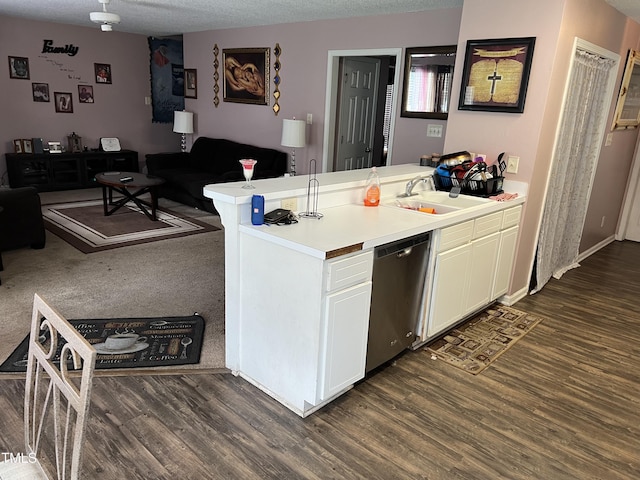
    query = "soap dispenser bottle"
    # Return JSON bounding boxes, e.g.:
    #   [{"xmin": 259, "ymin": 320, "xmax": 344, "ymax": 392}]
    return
[{"xmin": 363, "ymin": 167, "xmax": 381, "ymax": 207}]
